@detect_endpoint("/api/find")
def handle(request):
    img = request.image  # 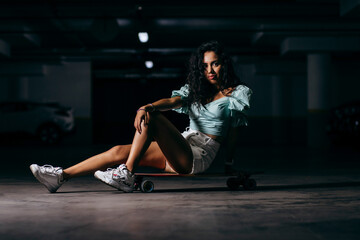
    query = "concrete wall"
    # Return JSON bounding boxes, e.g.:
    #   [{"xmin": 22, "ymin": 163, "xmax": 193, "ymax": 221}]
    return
[
  {"xmin": 1, "ymin": 57, "xmax": 360, "ymax": 146},
  {"xmin": 29, "ymin": 61, "xmax": 91, "ymax": 118},
  {"xmin": 0, "ymin": 61, "xmax": 92, "ymax": 144},
  {"xmin": 335, "ymin": 59, "xmax": 360, "ymax": 105},
  {"xmin": 237, "ymin": 57, "xmax": 360, "ymax": 147},
  {"xmin": 0, "ymin": 78, "xmax": 7, "ymax": 102}
]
